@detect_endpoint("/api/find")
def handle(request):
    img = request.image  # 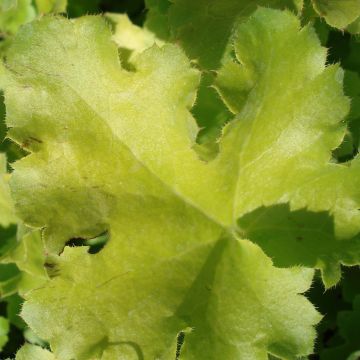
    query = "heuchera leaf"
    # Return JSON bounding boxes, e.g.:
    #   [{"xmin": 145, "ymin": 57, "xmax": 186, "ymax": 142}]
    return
[
  {"xmin": 347, "ymin": 17, "xmax": 360, "ymax": 33},
  {"xmin": 238, "ymin": 205, "xmax": 360, "ymax": 288},
  {"xmin": 214, "ymin": 9, "xmax": 360, "ymax": 286},
  {"xmin": 6, "ymin": 294, "xmax": 26, "ymax": 330},
  {"xmin": 107, "ymin": 13, "xmax": 160, "ymax": 52},
  {"xmin": 0, "ymin": 0, "xmax": 35, "ymax": 35},
  {"xmin": 105, "ymin": 13, "xmax": 162, "ymax": 69},
  {"xmin": 312, "ymin": 0, "xmax": 360, "ymax": 30},
  {"xmin": 16, "ymin": 344, "xmax": 56, "ymax": 360},
  {"xmin": 145, "ymin": 0, "xmax": 304, "ymax": 69},
  {"xmin": 0, "ymin": 153, "xmax": 48, "ymax": 297},
  {"xmin": 34, "ymin": 0, "xmax": 67, "ymax": 14},
  {"xmin": 0, "ymin": 9, "xmax": 333, "ymax": 359},
  {"xmin": 144, "ymin": 0, "xmax": 171, "ymax": 41},
  {"xmin": 0, "ymin": 316, "xmax": 9, "ymax": 351},
  {"xmin": 0, "ymin": 154, "xmax": 17, "ymax": 227},
  {"xmin": 0, "ymin": 229, "xmax": 48, "ymax": 297}
]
